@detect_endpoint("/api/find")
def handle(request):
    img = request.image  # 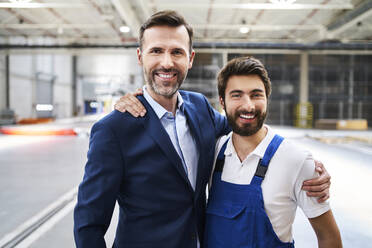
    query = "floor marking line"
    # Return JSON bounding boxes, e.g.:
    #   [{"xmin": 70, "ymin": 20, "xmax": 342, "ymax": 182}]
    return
[
  {"xmin": 0, "ymin": 187, "xmax": 77, "ymax": 248},
  {"xmin": 15, "ymin": 199, "xmax": 77, "ymax": 248}
]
